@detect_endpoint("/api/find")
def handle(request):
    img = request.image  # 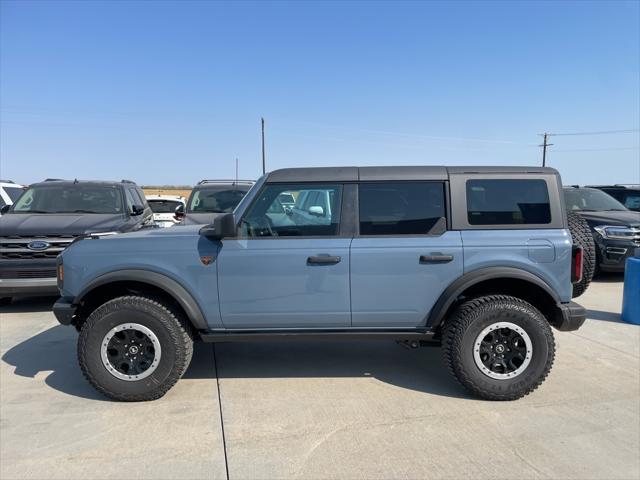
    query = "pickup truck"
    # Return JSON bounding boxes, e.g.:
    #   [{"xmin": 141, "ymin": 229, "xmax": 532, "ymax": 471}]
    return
[{"xmin": 53, "ymin": 166, "xmax": 591, "ymax": 401}]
